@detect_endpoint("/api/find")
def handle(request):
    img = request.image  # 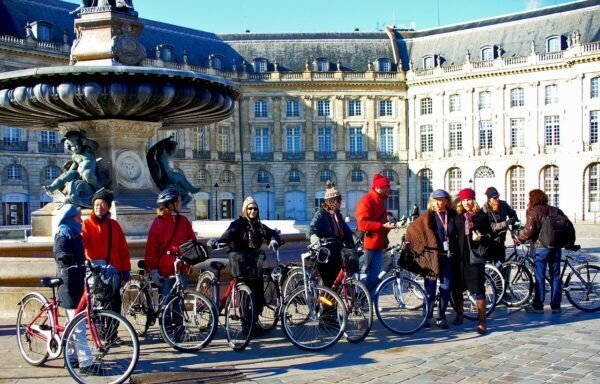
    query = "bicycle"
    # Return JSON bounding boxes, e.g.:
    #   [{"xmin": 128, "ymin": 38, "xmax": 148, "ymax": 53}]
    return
[
  {"xmin": 121, "ymin": 244, "xmax": 218, "ymax": 352},
  {"xmin": 485, "ymin": 262, "xmax": 506, "ymax": 306},
  {"xmin": 196, "ymin": 242, "xmax": 257, "ymax": 351},
  {"xmin": 17, "ymin": 260, "xmax": 139, "ymax": 384},
  {"xmin": 279, "ymin": 242, "xmax": 347, "ymax": 351}
]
